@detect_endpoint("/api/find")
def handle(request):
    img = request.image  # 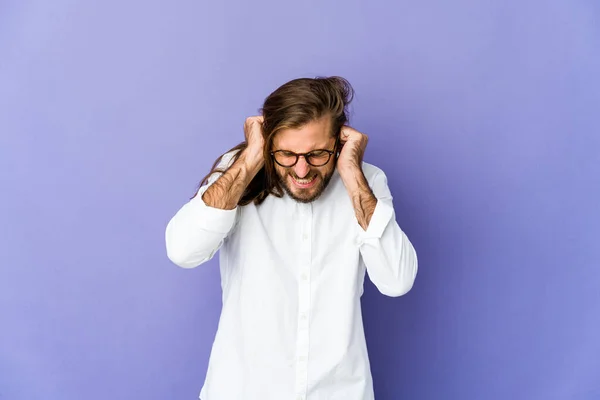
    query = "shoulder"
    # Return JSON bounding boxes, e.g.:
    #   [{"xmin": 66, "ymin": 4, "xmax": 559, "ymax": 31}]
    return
[
  {"xmin": 219, "ymin": 148, "xmax": 242, "ymax": 169},
  {"xmin": 361, "ymin": 161, "xmax": 388, "ymax": 183},
  {"xmin": 359, "ymin": 161, "xmax": 394, "ymax": 199}
]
